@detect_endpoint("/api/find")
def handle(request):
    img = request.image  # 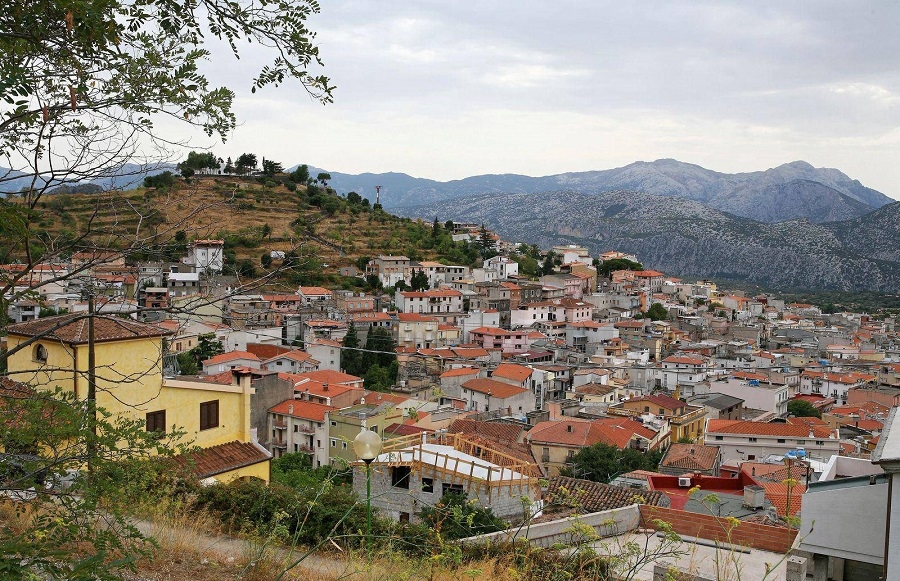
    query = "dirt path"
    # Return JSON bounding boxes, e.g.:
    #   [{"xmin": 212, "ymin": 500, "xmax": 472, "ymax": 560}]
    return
[{"xmin": 133, "ymin": 517, "xmax": 362, "ymax": 580}]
